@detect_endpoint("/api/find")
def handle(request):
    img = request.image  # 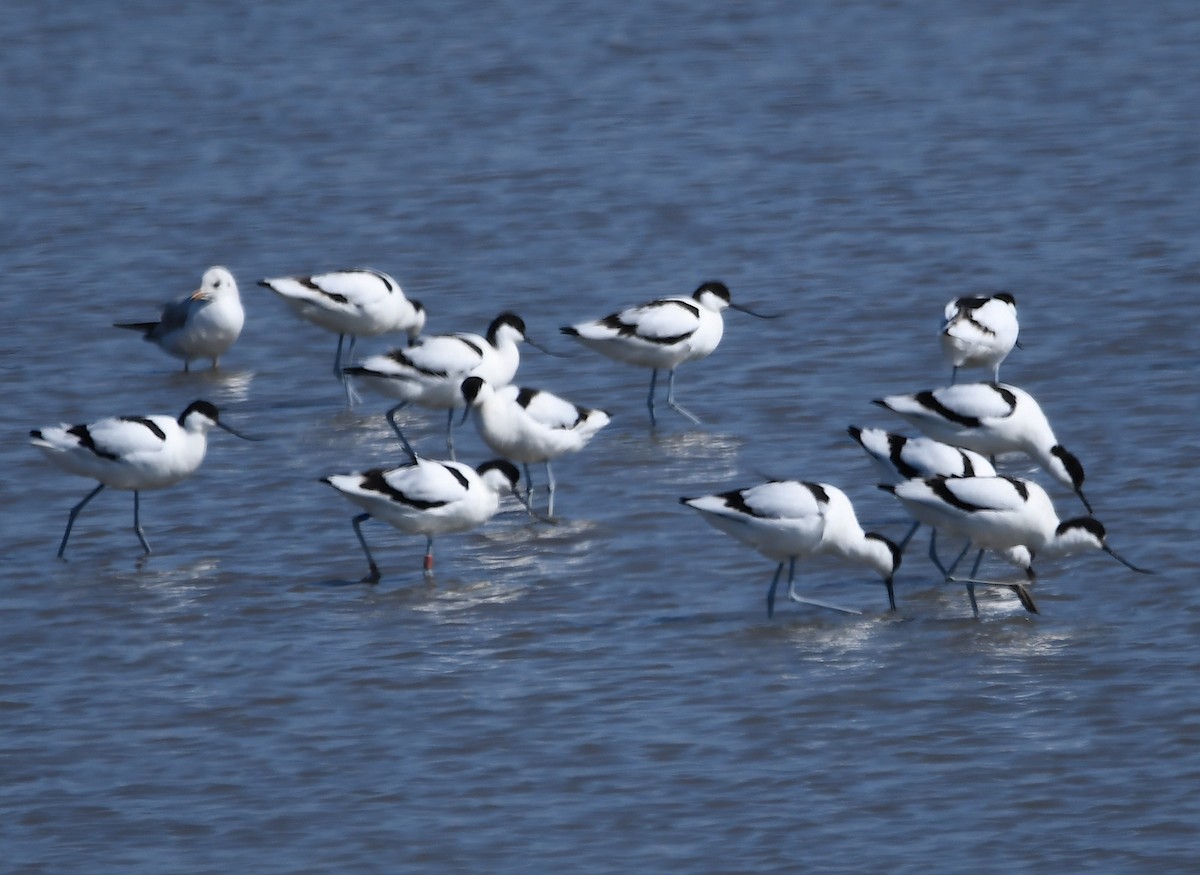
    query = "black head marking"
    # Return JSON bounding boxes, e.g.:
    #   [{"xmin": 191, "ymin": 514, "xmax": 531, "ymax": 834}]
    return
[
  {"xmin": 693, "ymin": 281, "xmax": 731, "ymax": 304},
  {"xmin": 1057, "ymin": 516, "xmax": 1105, "ymax": 541},
  {"xmin": 1050, "ymin": 444, "xmax": 1087, "ymax": 490},
  {"xmin": 994, "ymin": 292, "xmax": 1016, "ymax": 306},
  {"xmin": 461, "ymin": 376, "xmax": 486, "ymax": 403},
  {"xmin": 487, "ymin": 313, "xmax": 526, "ymax": 343},
  {"xmin": 179, "ymin": 400, "xmax": 220, "ymax": 425},
  {"xmin": 477, "ymin": 458, "xmax": 521, "ymax": 488}
]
